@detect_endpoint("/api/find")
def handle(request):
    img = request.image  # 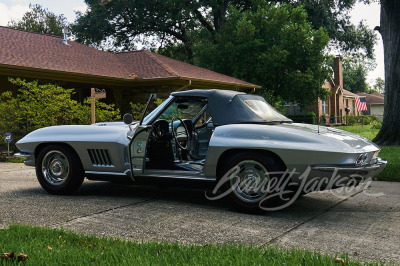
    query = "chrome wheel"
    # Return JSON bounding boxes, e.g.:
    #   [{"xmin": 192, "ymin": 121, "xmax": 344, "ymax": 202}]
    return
[
  {"xmin": 230, "ymin": 160, "xmax": 270, "ymax": 203},
  {"xmin": 41, "ymin": 150, "xmax": 70, "ymax": 186}
]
